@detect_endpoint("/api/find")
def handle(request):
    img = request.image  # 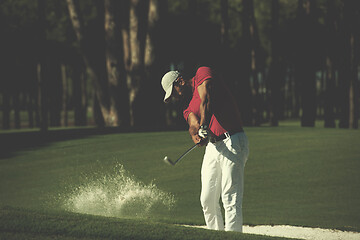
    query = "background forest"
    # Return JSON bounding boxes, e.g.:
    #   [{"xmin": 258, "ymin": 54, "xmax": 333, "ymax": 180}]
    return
[{"xmin": 0, "ymin": 0, "xmax": 359, "ymax": 131}]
